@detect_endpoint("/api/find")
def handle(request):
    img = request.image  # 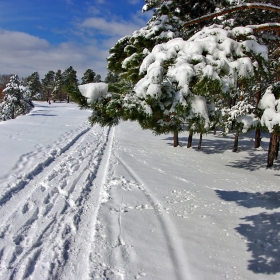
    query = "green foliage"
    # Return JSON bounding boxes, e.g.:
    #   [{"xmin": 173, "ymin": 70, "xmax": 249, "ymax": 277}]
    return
[
  {"xmin": 66, "ymin": 83, "xmax": 89, "ymax": 109},
  {"xmin": 88, "ymin": 94, "xmax": 122, "ymax": 127}
]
